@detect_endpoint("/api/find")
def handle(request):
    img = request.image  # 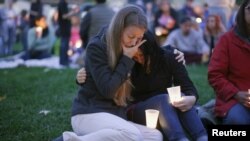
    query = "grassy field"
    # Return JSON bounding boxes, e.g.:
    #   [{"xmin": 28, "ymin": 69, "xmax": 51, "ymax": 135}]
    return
[{"xmin": 0, "ymin": 65, "xmax": 214, "ymax": 141}]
